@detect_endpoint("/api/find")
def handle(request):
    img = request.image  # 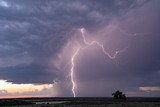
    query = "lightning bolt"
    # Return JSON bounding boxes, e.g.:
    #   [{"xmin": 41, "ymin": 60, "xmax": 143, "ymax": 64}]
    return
[
  {"xmin": 71, "ymin": 48, "xmax": 80, "ymax": 97},
  {"xmin": 80, "ymin": 28, "xmax": 125, "ymax": 59},
  {"xmin": 68, "ymin": 27, "xmax": 160, "ymax": 97},
  {"xmin": 70, "ymin": 28, "xmax": 128, "ymax": 97}
]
